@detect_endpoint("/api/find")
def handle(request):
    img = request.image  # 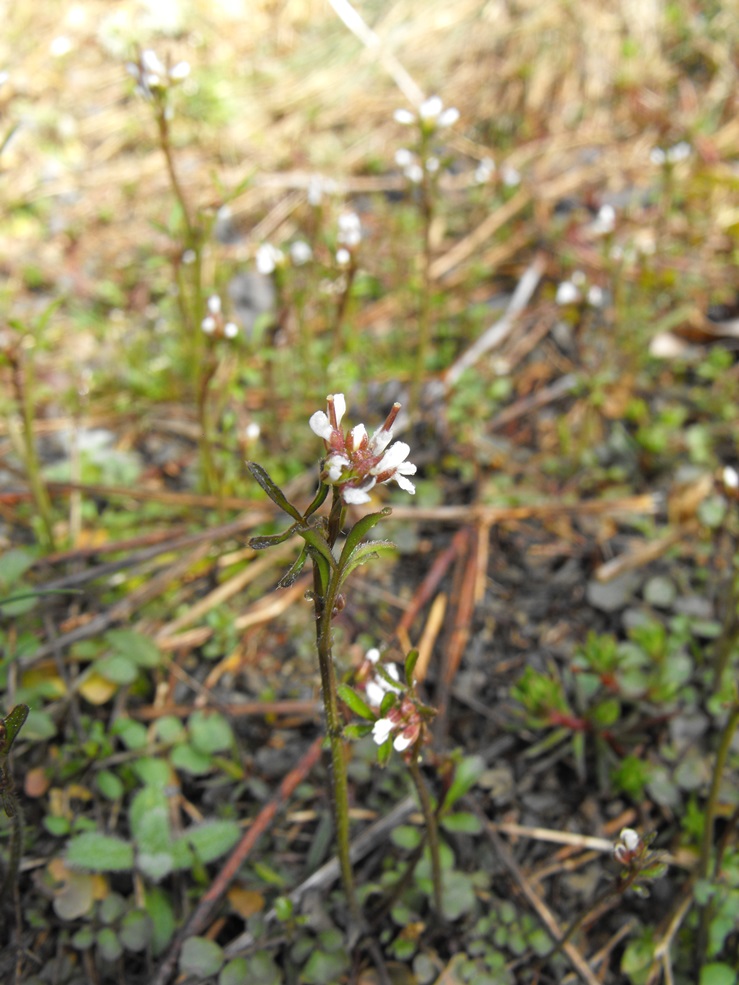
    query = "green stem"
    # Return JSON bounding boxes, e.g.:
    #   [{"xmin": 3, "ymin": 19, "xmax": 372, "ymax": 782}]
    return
[
  {"xmin": 155, "ymin": 101, "xmax": 220, "ymax": 497},
  {"xmin": 411, "ymin": 134, "xmax": 434, "ymax": 415},
  {"xmin": 696, "ymin": 702, "xmax": 739, "ymax": 964},
  {"xmin": 407, "ymin": 756, "xmax": 443, "ymax": 914},
  {"xmin": 310, "ymin": 490, "xmax": 359, "ymax": 920},
  {"xmin": 155, "ymin": 104, "xmax": 195, "ymax": 242},
  {"xmin": 10, "ymin": 352, "xmax": 55, "ymax": 550}
]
